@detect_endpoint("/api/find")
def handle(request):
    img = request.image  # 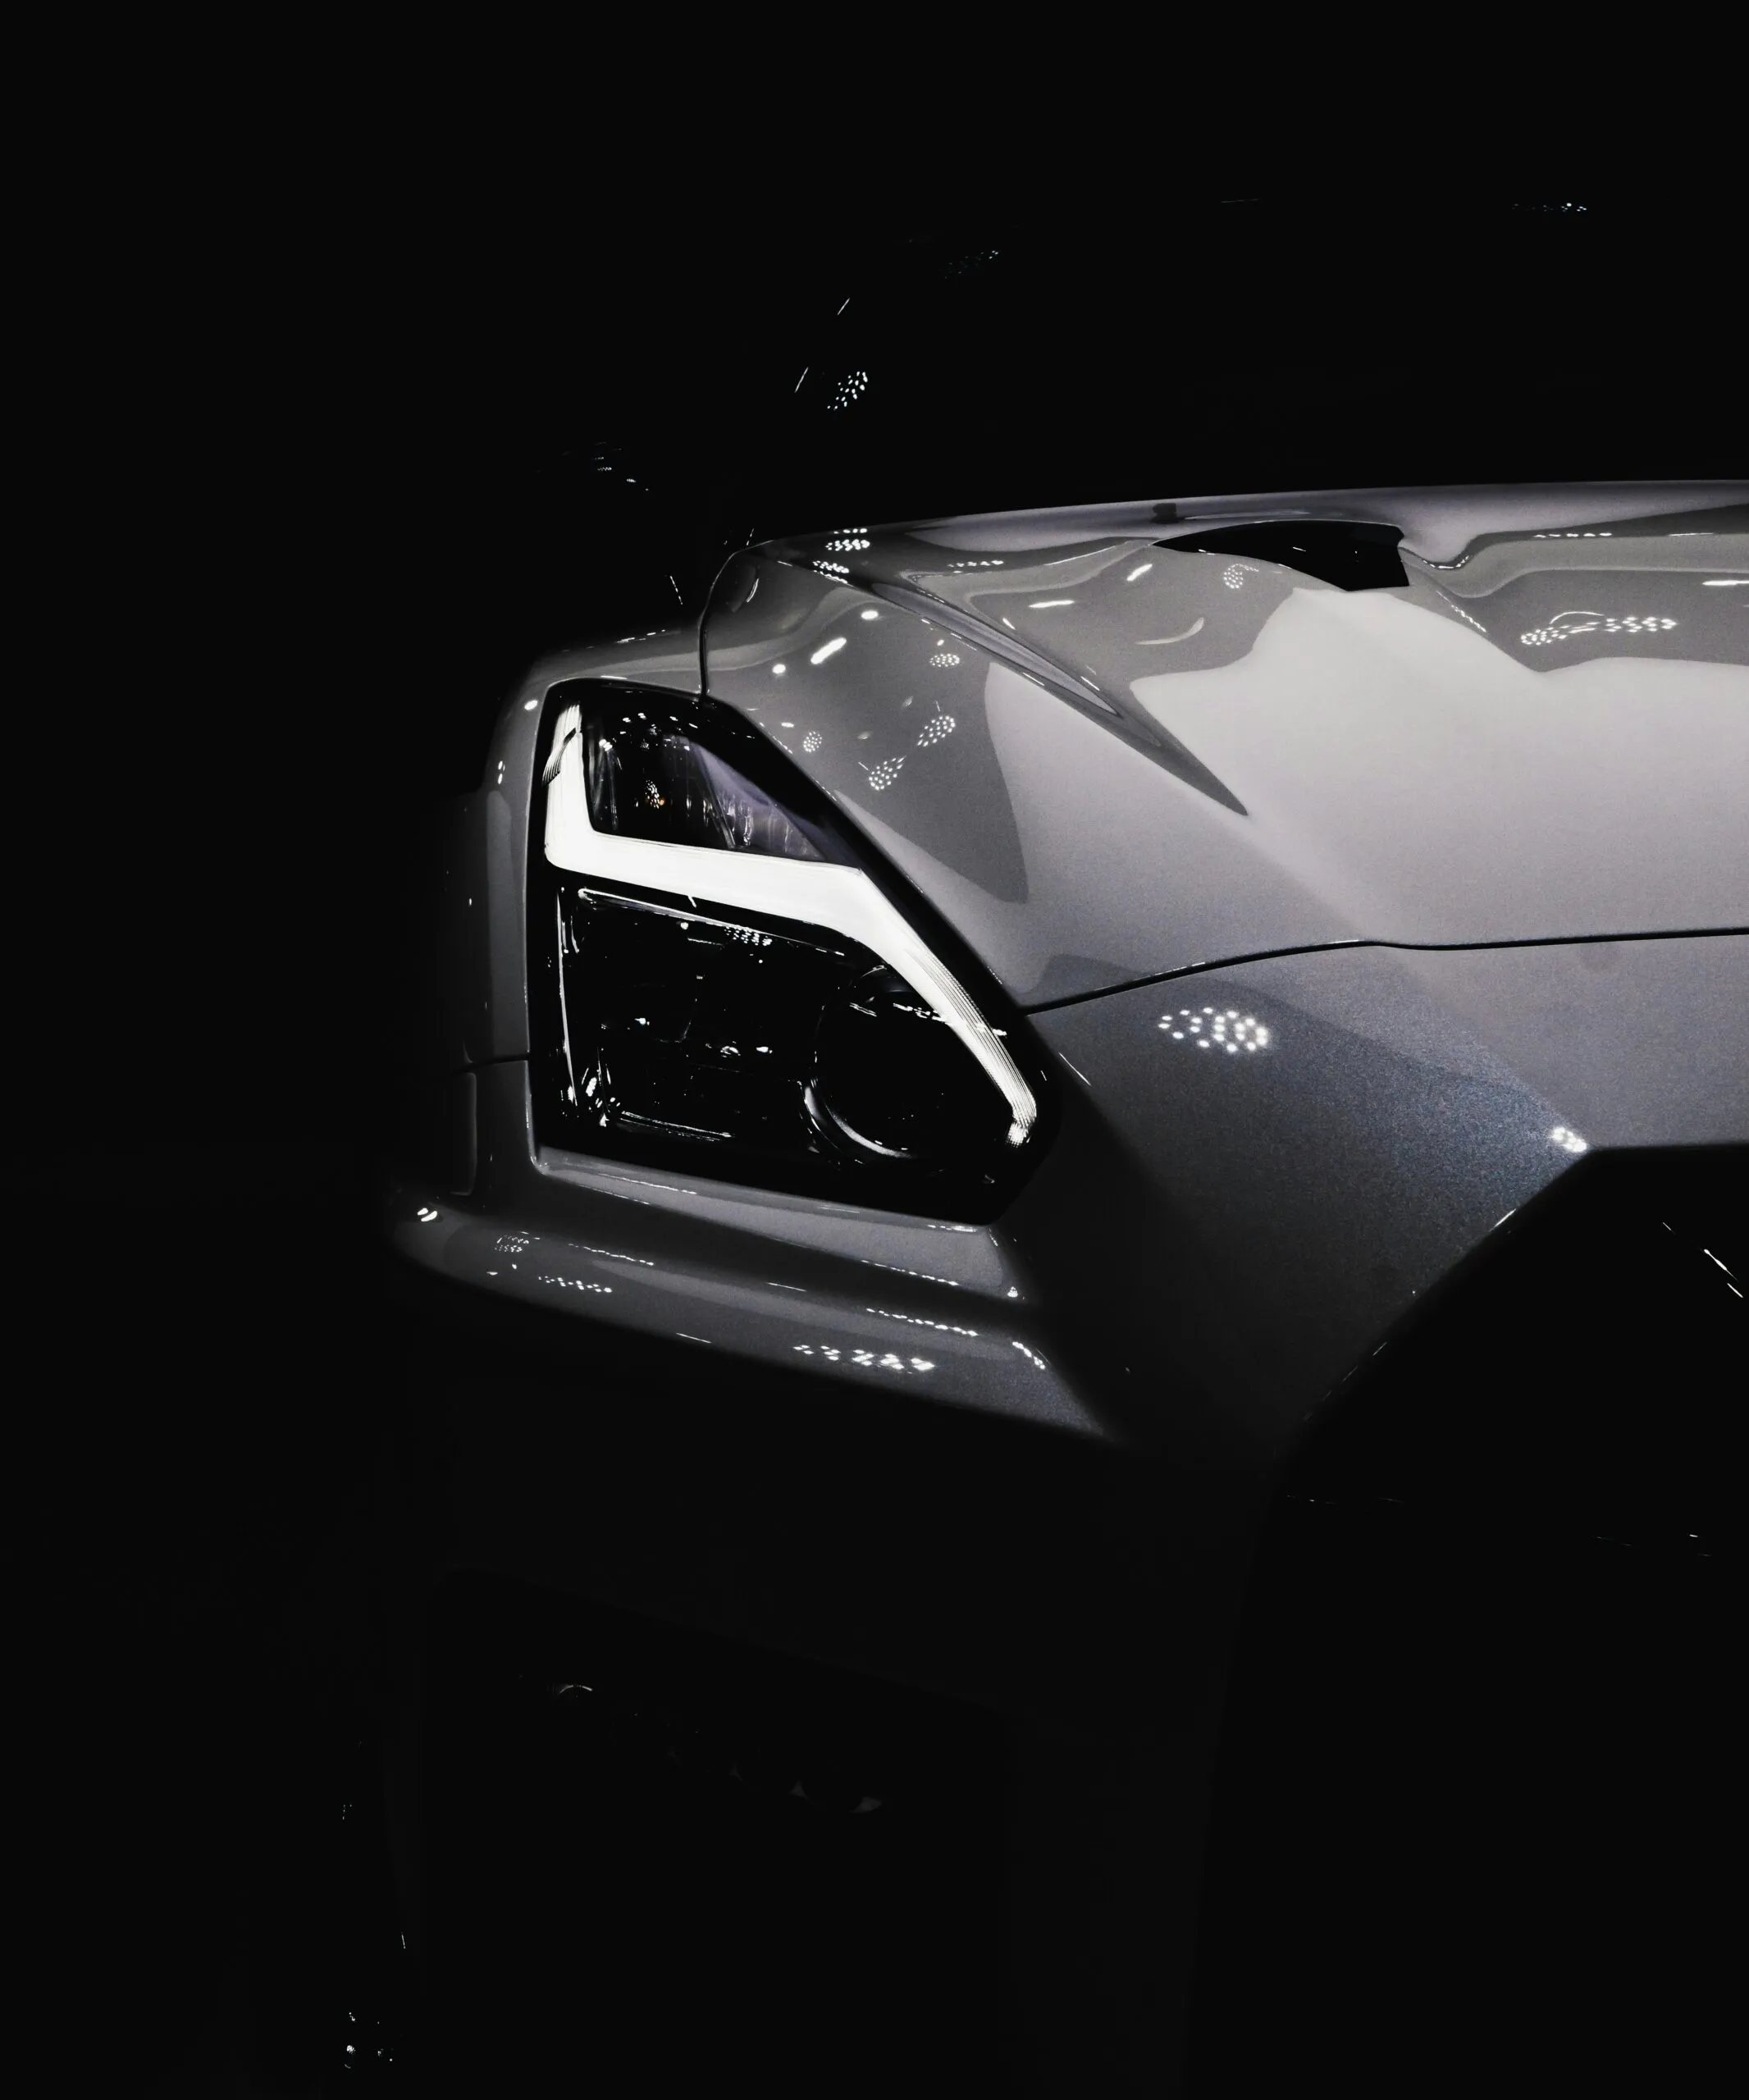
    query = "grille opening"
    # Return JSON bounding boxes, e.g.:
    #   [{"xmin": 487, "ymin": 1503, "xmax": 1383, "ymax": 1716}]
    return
[
  {"xmin": 420, "ymin": 1570, "xmax": 1005, "ymax": 2097},
  {"xmin": 1189, "ymin": 1148, "xmax": 1743, "ymax": 2096},
  {"xmin": 1284, "ymin": 1144, "xmax": 1743, "ymax": 1558}
]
